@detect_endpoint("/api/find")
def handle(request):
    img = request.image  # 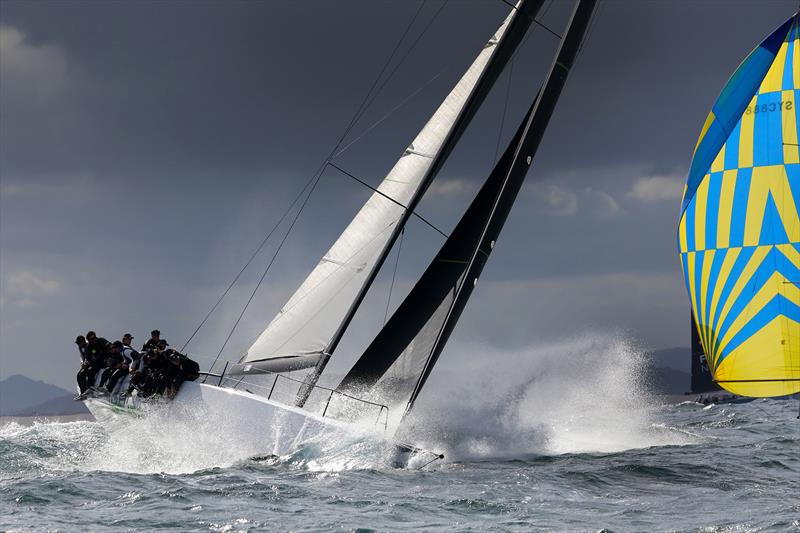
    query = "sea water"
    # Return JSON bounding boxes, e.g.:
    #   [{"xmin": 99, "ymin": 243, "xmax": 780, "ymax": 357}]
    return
[{"xmin": 1, "ymin": 335, "xmax": 798, "ymax": 532}]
